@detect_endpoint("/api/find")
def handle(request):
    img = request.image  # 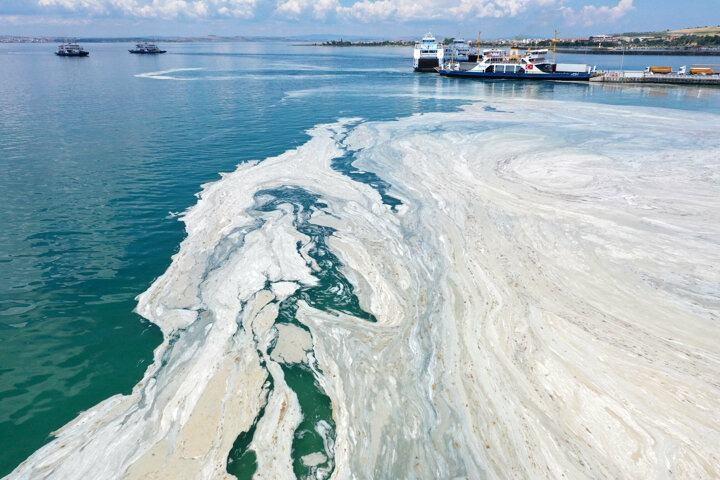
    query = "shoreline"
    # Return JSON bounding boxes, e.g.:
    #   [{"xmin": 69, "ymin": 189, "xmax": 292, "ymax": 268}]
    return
[{"xmin": 311, "ymin": 43, "xmax": 720, "ymax": 56}]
